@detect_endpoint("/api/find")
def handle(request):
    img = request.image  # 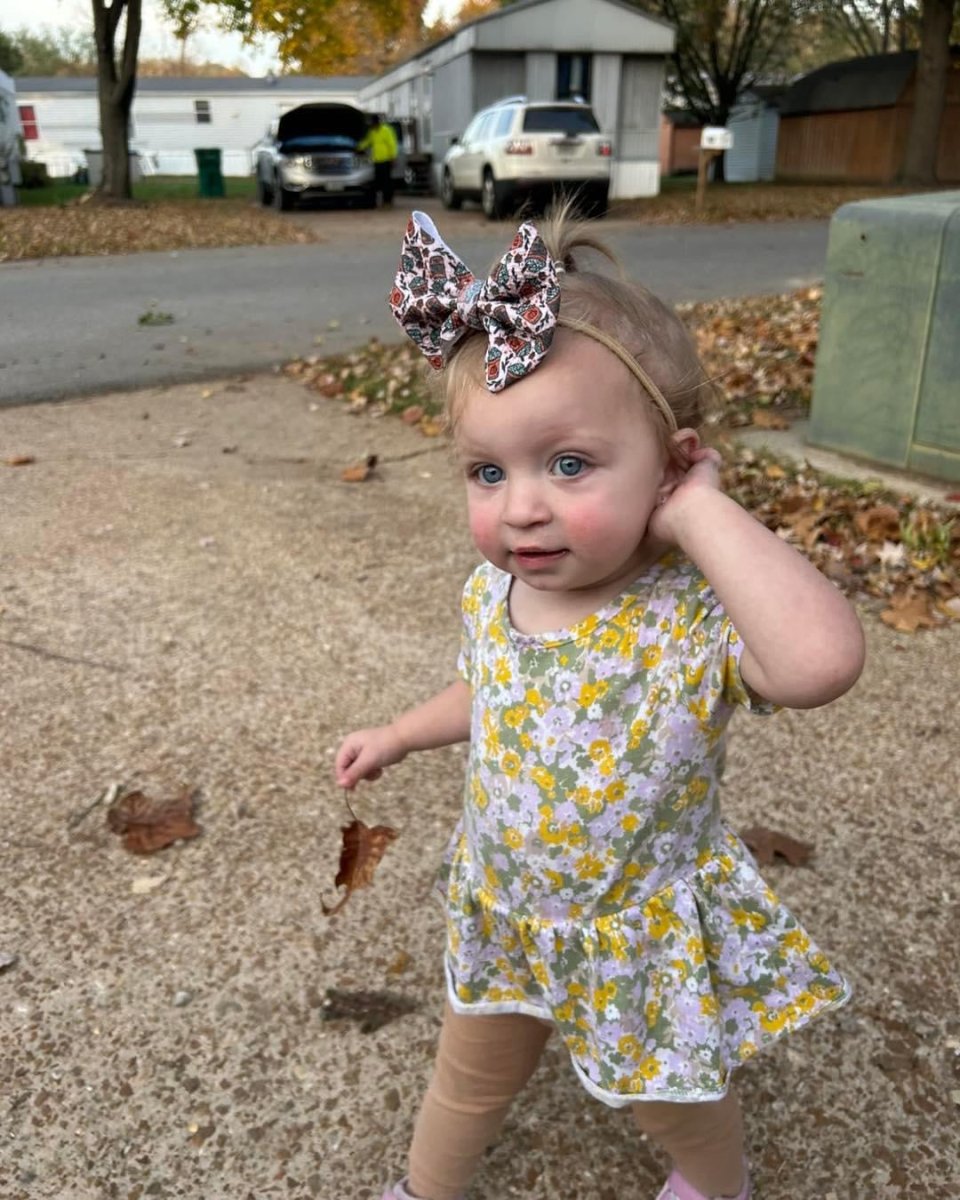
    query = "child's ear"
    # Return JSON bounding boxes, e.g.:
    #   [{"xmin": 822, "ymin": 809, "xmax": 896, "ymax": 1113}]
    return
[{"xmin": 656, "ymin": 428, "xmax": 701, "ymax": 505}]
